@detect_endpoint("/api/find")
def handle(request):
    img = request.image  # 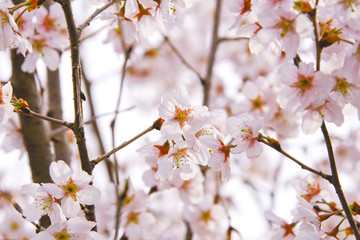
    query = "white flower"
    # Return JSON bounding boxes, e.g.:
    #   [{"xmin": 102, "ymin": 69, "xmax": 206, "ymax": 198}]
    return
[
  {"xmin": 200, "ymin": 135, "xmax": 235, "ymax": 181},
  {"xmin": 0, "ymin": 5, "xmax": 32, "ymax": 55},
  {"xmin": 156, "ymin": 145, "xmax": 204, "ymax": 181},
  {"xmin": 21, "ymin": 183, "xmax": 63, "ymax": 224},
  {"xmin": 31, "ymin": 217, "xmax": 103, "ymax": 240},
  {"xmin": 159, "ymin": 87, "xmax": 210, "ymax": 140},
  {"xmin": 226, "ymin": 113, "xmax": 263, "ymax": 158},
  {"xmin": 46, "ymin": 160, "xmax": 101, "ymax": 218}
]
